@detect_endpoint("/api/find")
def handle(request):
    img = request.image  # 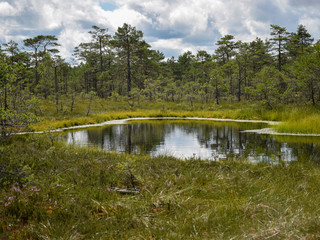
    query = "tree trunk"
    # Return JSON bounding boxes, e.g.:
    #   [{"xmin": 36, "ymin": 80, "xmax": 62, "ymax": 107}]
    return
[
  {"xmin": 278, "ymin": 38, "xmax": 282, "ymax": 72},
  {"xmin": 127, "ymin": 50, "xmax": 131, "ymax": 96},
  {"xmin": 70, "ymin": 94, "xmax": 75, "ymax": 112},
  {"xmin": 86, "ymin": 95, "xmax": 93, "ymax": 116},
  {"xmin": 99, "ymin": 37, "xmax": 103, "ymax": 73},
  {"xmin": 311, "ymin": 83, "xmax": 315, "ymax": 105},
  {"xmin": 54, "ymin": 66, "xmax": 59, "ymax": 112},
  {"xmin": 215, "ymin": 80, "xmax": 219, "ymax": 105},
  {"xmin": 35, "ymin": 49, "xmax": 40, "ymax": 85},
  {"xmin": 238, "ymin": 77, "xmax": 241, "ymax": 102}
]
